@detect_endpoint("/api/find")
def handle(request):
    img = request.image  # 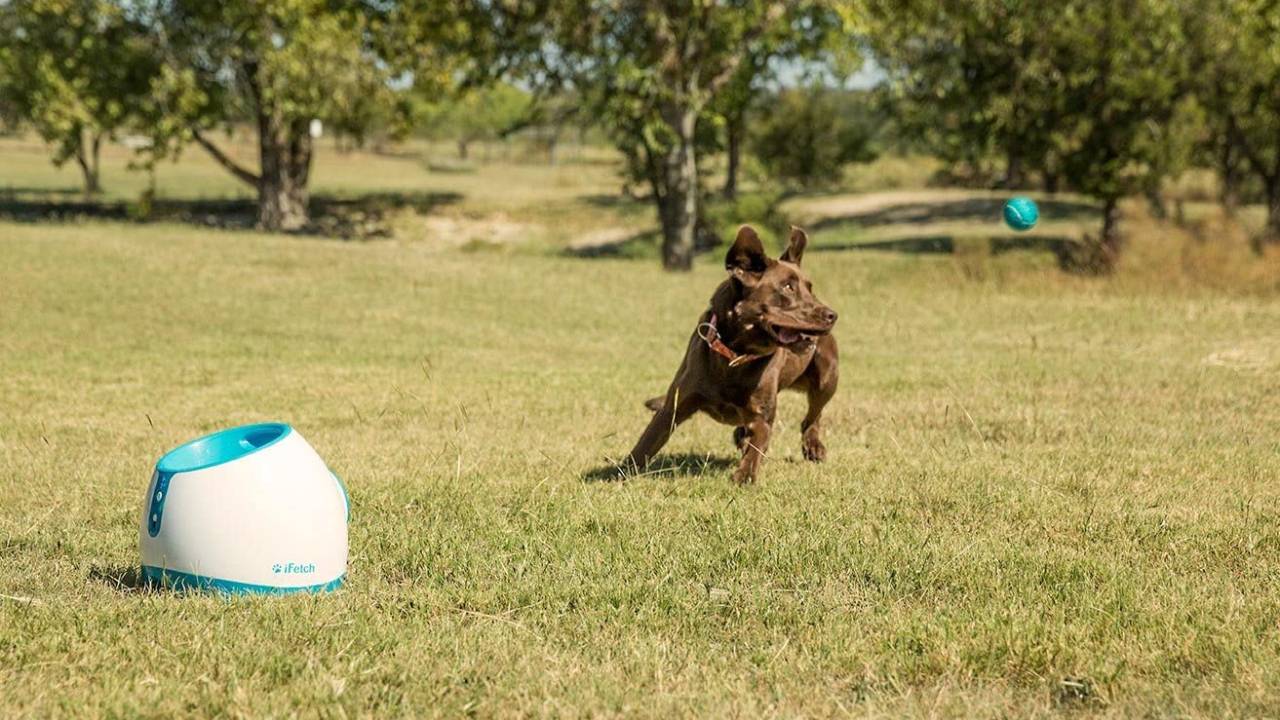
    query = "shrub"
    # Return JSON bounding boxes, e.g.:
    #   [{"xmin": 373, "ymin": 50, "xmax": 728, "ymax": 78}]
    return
[
  {"xmin": 701, "ymin": 190, "xmax": 787, "ymax": 252},
  {"xmin": 751, "ymin": 88, "xmax": 878, "ymax": 189}
]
